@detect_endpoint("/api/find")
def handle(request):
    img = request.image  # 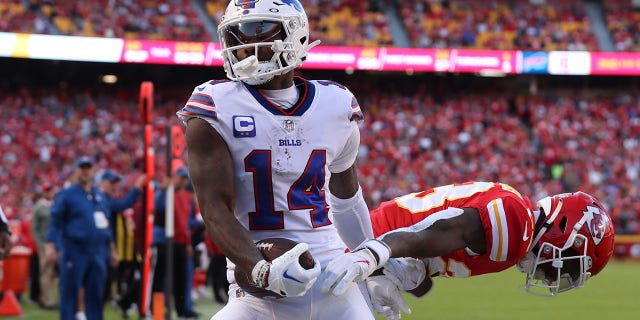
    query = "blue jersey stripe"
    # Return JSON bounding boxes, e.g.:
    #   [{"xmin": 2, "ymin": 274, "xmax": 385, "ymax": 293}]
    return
[
  {"xmin": 179, "ymin": 105, "xmax": 217, "ymax": 119},
  {"xmin": 188, "ymin": 93, "xmax": 214, "ymax": 106}
]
